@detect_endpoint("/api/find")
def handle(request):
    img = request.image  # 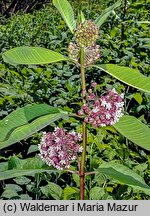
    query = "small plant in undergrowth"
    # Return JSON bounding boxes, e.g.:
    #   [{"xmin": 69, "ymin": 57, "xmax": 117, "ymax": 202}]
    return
[{"xmin": 1, "ymin": 0, "xmax": 150, "ymax": 200}]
